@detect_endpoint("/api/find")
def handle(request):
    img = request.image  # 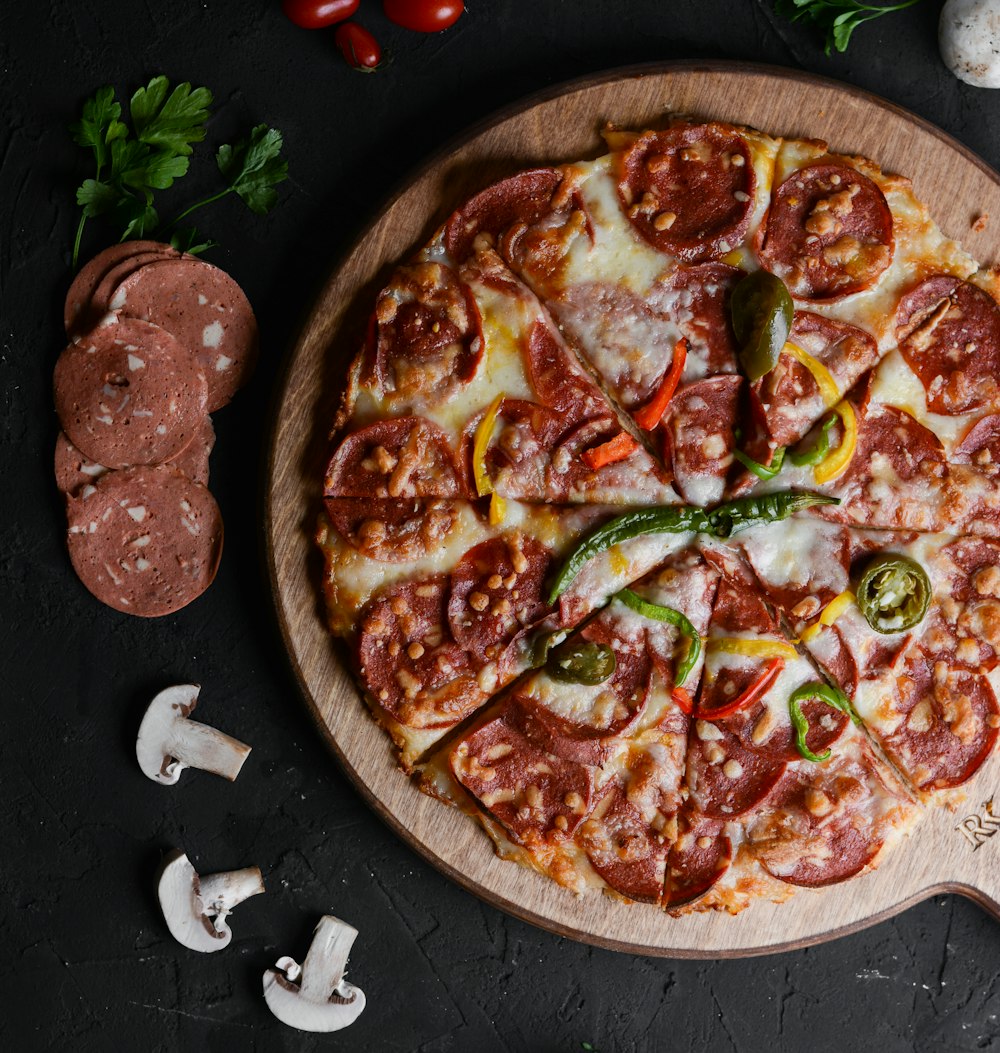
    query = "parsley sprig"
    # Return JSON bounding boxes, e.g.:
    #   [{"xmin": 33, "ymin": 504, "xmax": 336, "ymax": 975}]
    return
[
  {"xmin": 775, "ymin": 0, "xmax": 923, "ymax": 55},
  {"xmin": 69, "ymin": 77, "xmax": 288, "ymax": 269}
]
